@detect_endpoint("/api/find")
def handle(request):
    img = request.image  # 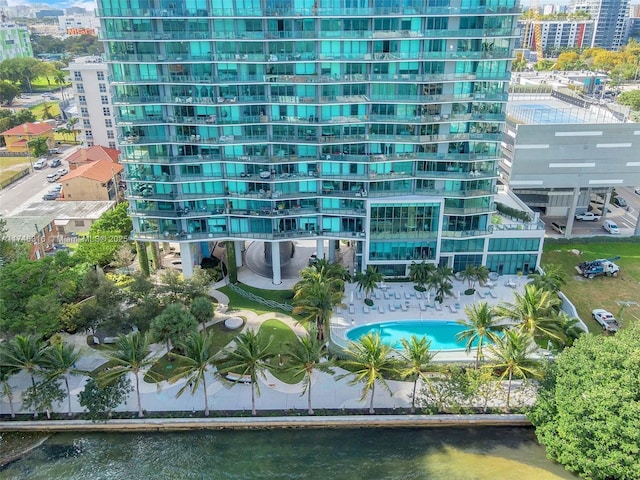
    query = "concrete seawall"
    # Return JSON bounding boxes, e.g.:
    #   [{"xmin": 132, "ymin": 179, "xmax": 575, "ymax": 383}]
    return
[{"xmin": 0, "ymin": 414, "xmax": 530, "ymax": 433}]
